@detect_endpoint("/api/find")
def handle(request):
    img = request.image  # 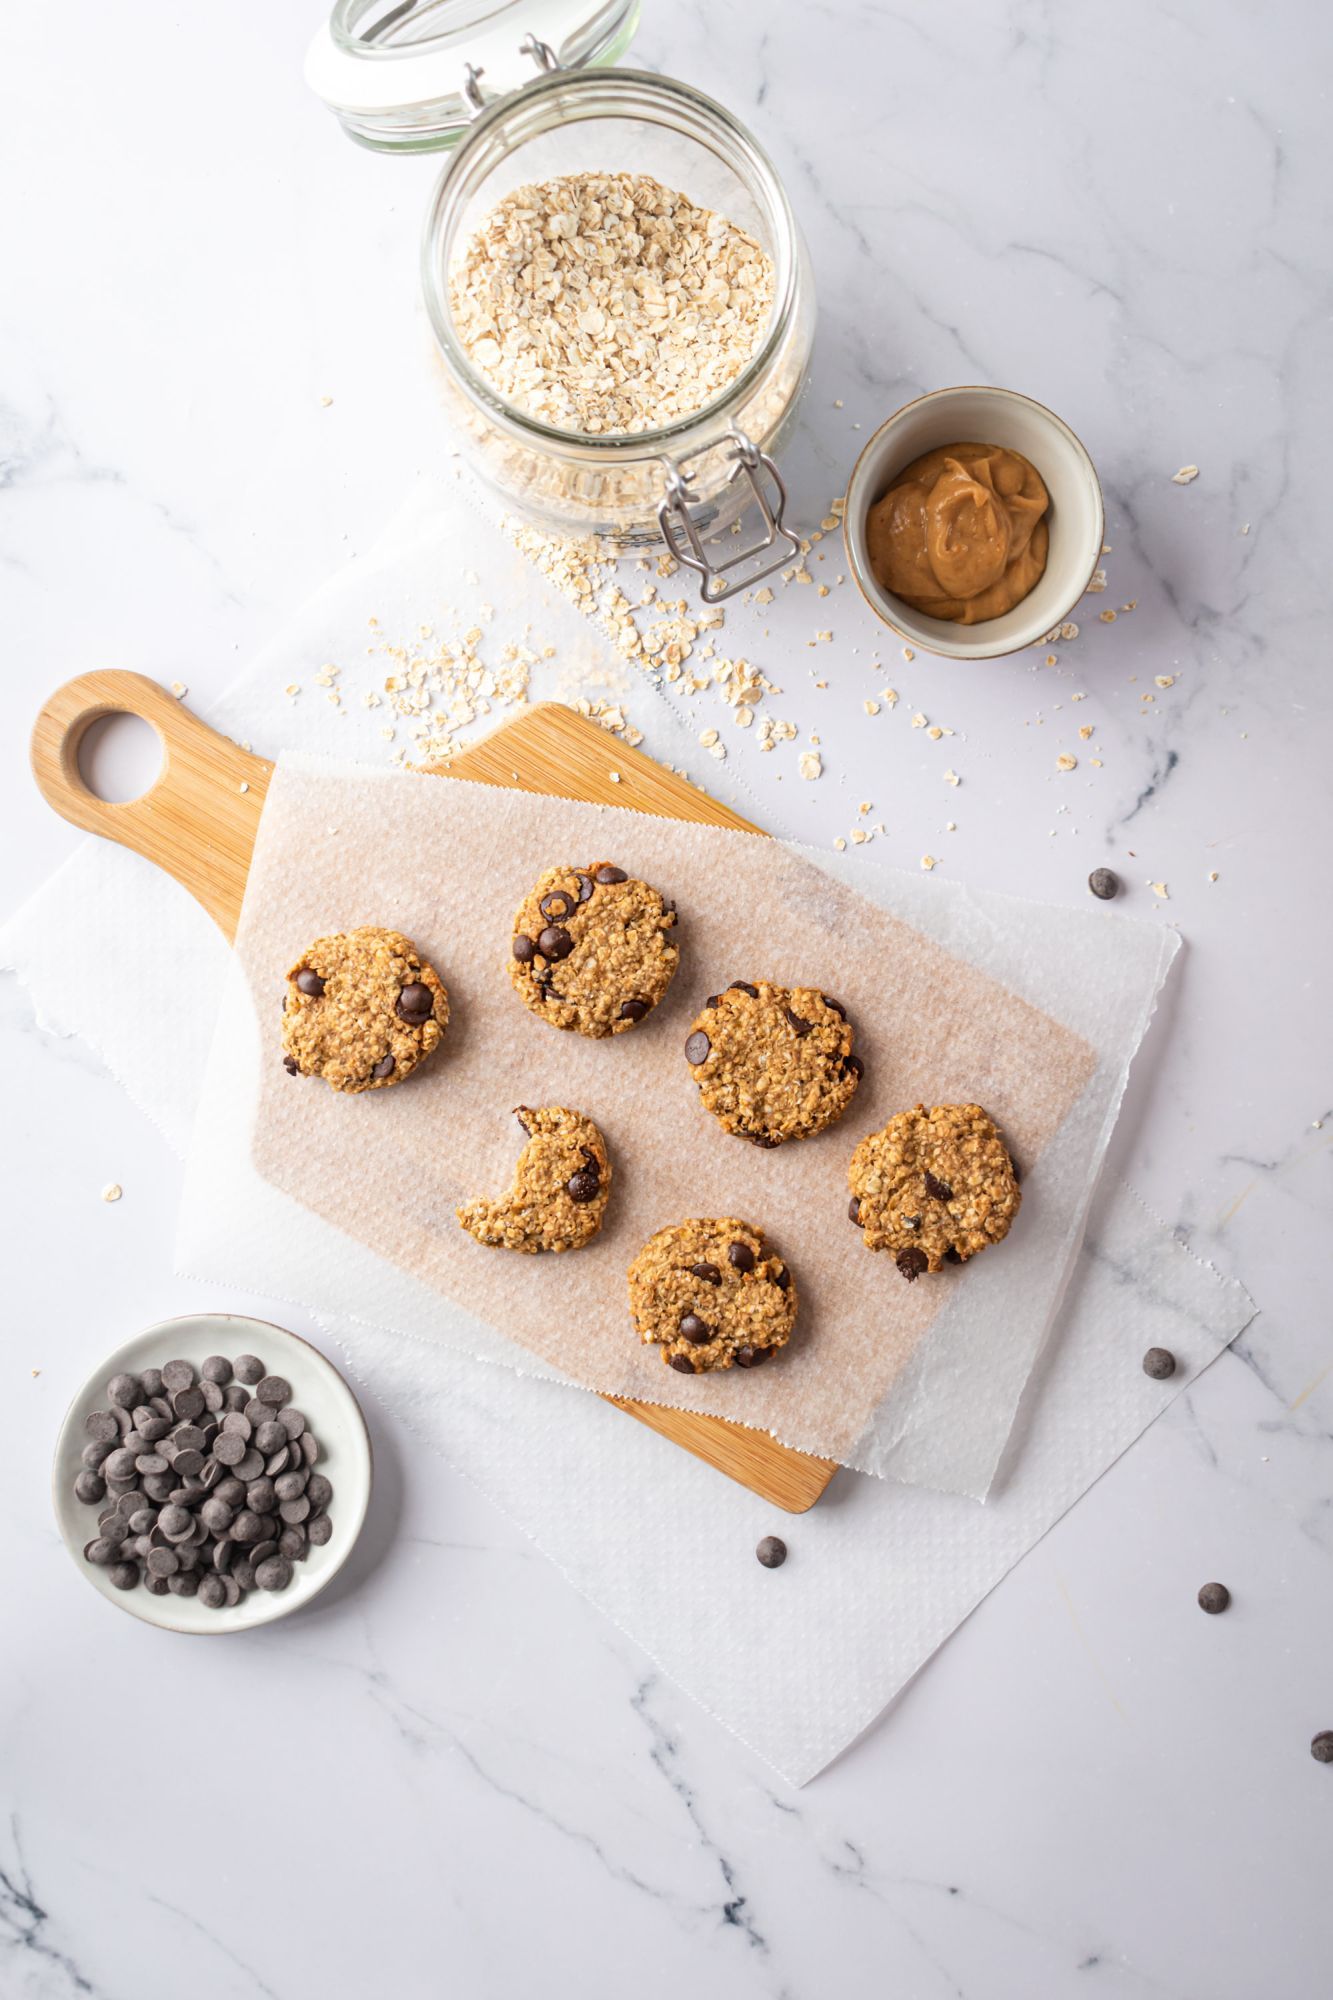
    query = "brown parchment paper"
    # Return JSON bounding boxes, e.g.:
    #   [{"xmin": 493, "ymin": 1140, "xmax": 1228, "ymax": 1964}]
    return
[{"xmin": 238, "ymin": 760, "xmax": 1098, "ymax": 1467}]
